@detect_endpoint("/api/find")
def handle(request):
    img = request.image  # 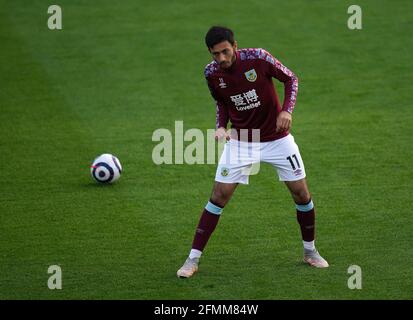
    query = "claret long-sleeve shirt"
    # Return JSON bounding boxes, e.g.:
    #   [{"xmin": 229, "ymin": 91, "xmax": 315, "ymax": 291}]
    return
[{"xmin": 205, "ymin": 48, "xmax": 298, "ymax": 142}]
